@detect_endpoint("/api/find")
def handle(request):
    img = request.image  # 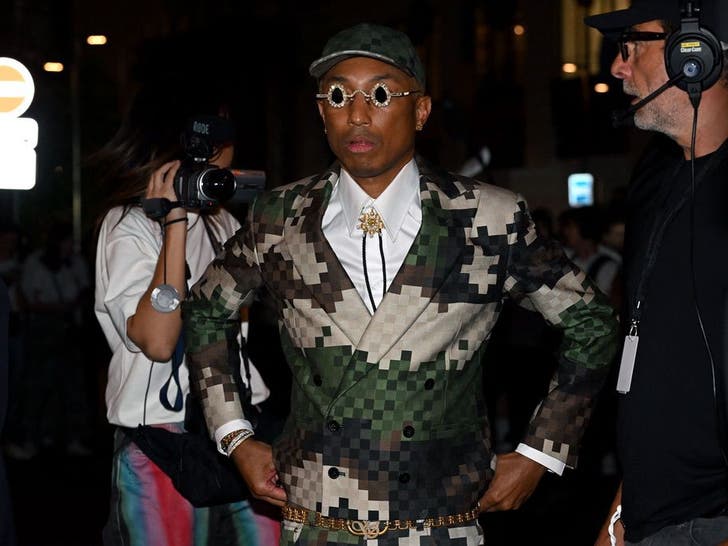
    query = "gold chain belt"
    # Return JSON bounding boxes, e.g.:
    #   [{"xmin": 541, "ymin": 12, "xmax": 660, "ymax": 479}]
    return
[{"xmin": 282, "ymin": 504, "xmax": 480, "ymax": 539}]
